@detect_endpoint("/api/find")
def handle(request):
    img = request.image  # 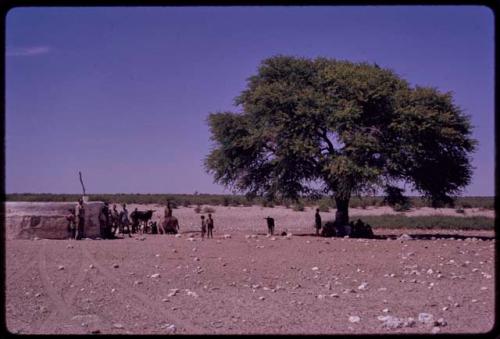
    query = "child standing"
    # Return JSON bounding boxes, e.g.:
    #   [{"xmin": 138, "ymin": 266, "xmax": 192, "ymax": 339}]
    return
[
  {"xmin": 200, "ymin": 215, "xmax": 207, "ymax": 240},
  {"xmin": 207, "ymin": 213, "xmax": 214, "ymax": 239}
]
